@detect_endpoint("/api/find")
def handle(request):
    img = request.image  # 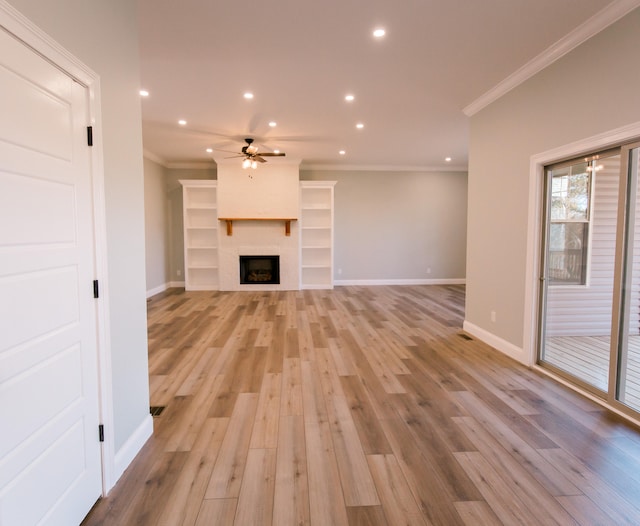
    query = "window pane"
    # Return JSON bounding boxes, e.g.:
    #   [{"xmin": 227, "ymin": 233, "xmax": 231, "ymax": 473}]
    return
[
  {"xmin": 541, "ymin": 153, "xmax": 621, "ymax": 394},
  {"xmin": 548, "ymin": 222, "xmax": 587, "ymax": 284},
  {"xmin": 618, "ymin": 146, "xmax": 640, "ymax": 411},
  {"xmin": 551, "ymin": 163, "xmax": 590, "ymax": 221}
]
